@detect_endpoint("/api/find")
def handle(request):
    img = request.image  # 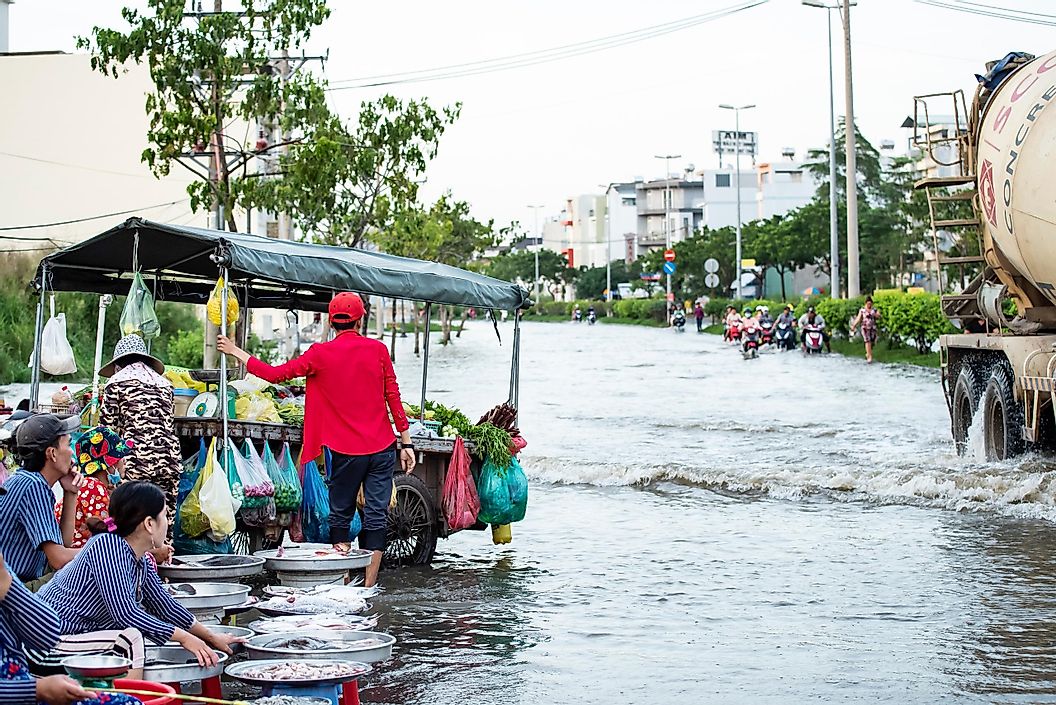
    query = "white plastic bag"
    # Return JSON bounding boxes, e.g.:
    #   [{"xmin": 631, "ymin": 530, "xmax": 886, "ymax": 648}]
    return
[
  {"xmin": 199, "ymin": 440, "xmax": 237, "ymax": 540},
  {"xmin": 30, "ymin": 297, "xmax": 77, "ymax": 375}
]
